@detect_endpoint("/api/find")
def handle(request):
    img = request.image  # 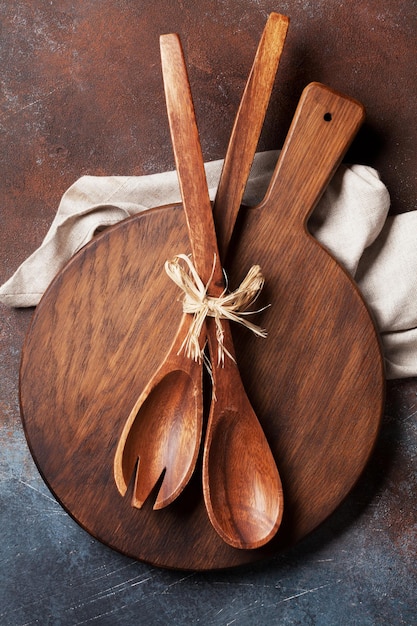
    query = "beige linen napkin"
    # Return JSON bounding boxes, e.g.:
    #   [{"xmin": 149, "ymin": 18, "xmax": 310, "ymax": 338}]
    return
[{"xmin": 2, "ymin": 150, "xmax": 414, "ymax": 380}]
